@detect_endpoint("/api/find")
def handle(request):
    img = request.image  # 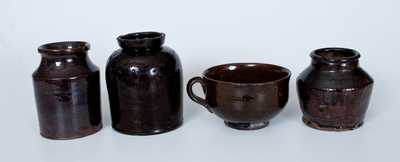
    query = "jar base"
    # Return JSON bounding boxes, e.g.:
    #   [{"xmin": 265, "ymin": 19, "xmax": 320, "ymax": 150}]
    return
[
  {"xmin": 40, "ymin": 123, "xmax": 103, "ymax": 140},
  {"xmin": 224, "ymin": 121, "xmax": 269, "ymax": 130},
  {"xmin": 302, "ymin": 116, "xmax": 363, "ymax": 132},
  {"xmin": 112, "ymin": 121, "xmax": 182, "ymax": 136}
]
